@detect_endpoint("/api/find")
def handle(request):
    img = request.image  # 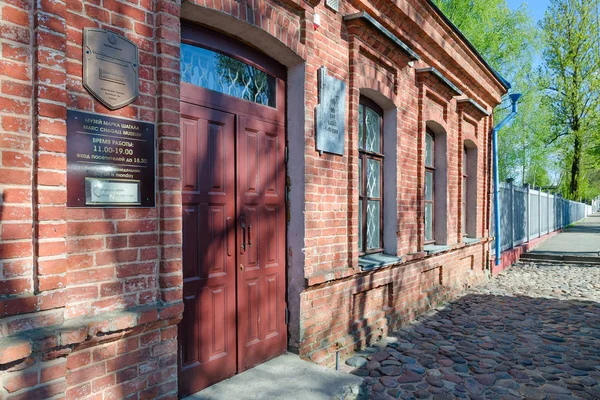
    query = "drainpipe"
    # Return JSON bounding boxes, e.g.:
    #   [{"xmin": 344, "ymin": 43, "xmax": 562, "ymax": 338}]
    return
[{"xmin": 493, "ymin": 93, "xmax": 522, "ymax": 266}]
